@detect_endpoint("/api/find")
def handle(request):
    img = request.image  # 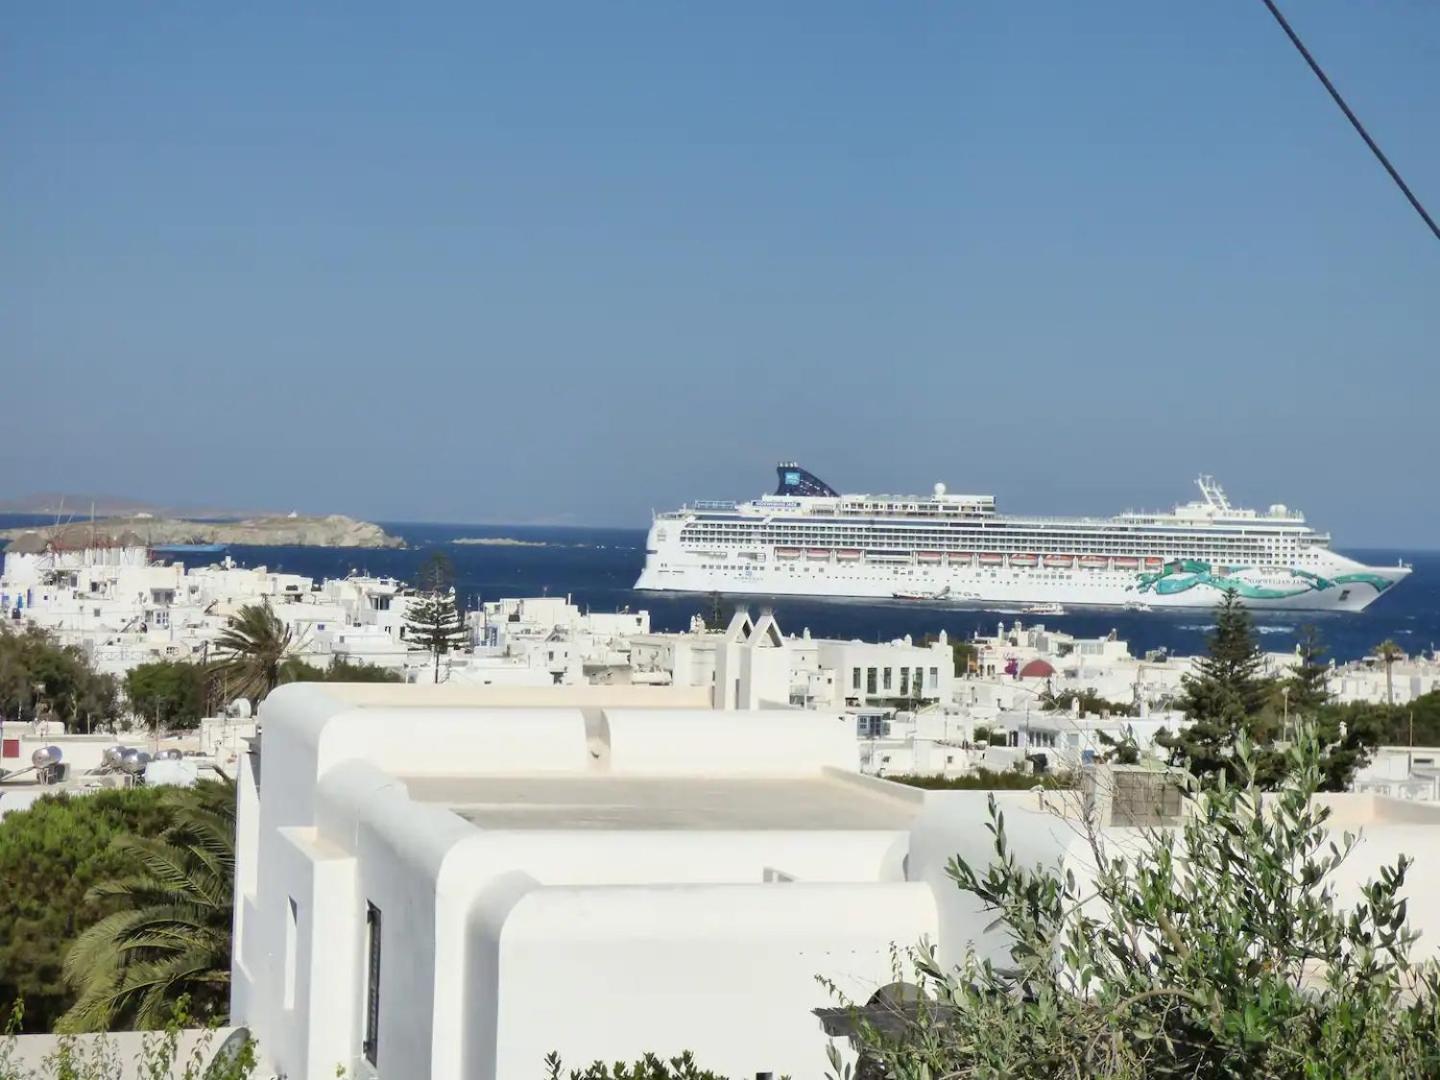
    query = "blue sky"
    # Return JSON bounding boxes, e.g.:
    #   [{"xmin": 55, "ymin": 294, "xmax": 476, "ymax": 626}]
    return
[{"xmin": 3, "ymin": 2, "xmax": 1436, "ymax": 545}]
